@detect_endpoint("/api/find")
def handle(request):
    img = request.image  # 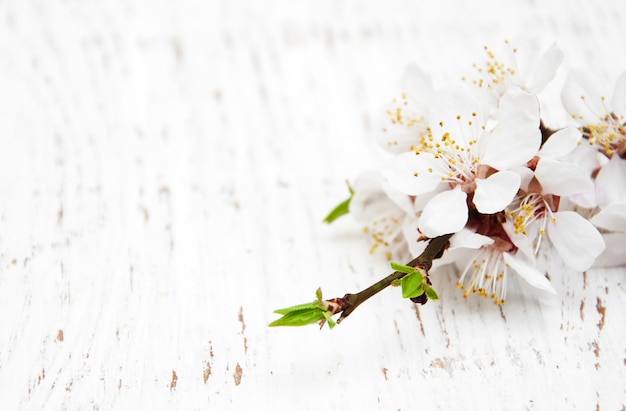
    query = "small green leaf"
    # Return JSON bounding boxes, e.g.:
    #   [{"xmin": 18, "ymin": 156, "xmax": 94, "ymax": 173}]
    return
[
  {"xmin": 270, "ymin": 288, "xmax": 337, "ymax": 329},
  {"xmin": 269, "ymin": 309, "xmax": 326, "ymax": 327},
  {"xmin": 323, "ymin": 181, "xmax": 354, "ymax": 224},
  {"xmin": 390, "ymin": 261, "xmax": 418, "ymax": 274},
  {"xmin": 273, "ymin": 302, "xmax": 321, "ymax": 315},
  {"xmin": 424, "ymin": 285, "xmax": 439, "ymax": 301},
  {"xmin": 401, "ymin": 271, "xmax": 425, "ymax": 299},
  {"xmin": 322, "ymin": 311, "xmax": 337, "ymax": 329},
  {"xmin": 323, "ymin": 198, "xmax": 351, "ymax": 223}
]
